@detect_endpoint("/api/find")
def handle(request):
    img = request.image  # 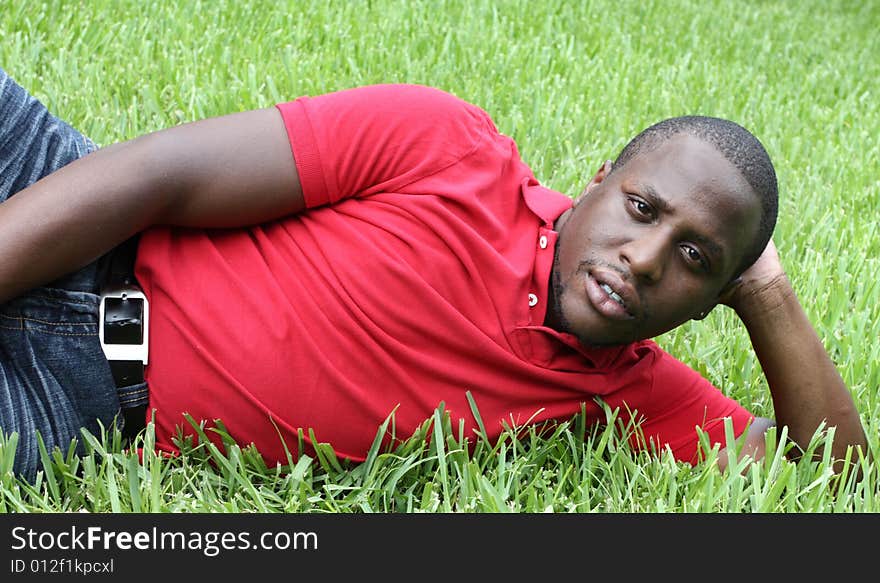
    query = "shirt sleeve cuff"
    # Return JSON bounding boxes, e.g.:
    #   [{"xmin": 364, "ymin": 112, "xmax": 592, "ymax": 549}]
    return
[{"xmin": 275, "ymin": 98, "xmax": 332, "ymax": 208}]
